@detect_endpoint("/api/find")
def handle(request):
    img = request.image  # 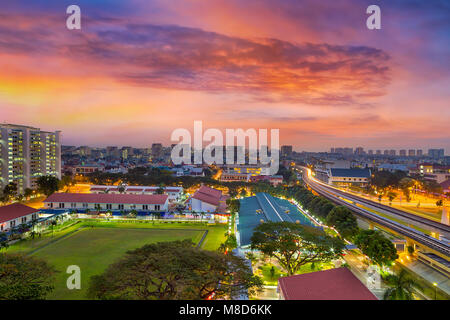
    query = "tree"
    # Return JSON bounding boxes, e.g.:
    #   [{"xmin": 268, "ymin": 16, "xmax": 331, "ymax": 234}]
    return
[
  {"xmin": 226, "ymin": 199, "xmax": 240, "ymax": 213},
  {"xmin": 0, "ymin": 253, "xmax": 56, "ymax": 299},
  {"xmin": 421, "ymin": 180, "xmax": 443, "ymax": 195},
  {"xmin": 2, "ymin": 182, "xmax": 17, "ymax": 202},
  {"xmin": 326, "ymin": 206, "xmax": 359, "ymax": 240},
  {"xmin": 250, "ymin": 222, "xmax": 345, "ymax": 276},
  {"xmin": 87, "ymin": 240, "xmax": 262, "ymax": 300},
  {"xmin": 128, "ymin": 209, "xmax": 138, "ymax": 218},
  {"xmin": 383, "ymin": 270, "xmax": 420, "ymax": 300},
  {"xmin": 0, "ymin": 238, "xmax": 9, "ymax": 252},
  {"xmin": 387, "ymin": 191, "xmax": 397, "ymax": 204},
  {"xmin": 23, "ymin": 188, "xmax": 33, "ymax": 200},
  {"xmin": 354, "ymin": 229, "xmax": 398, "ymax": 267},
  {"xmin": 49, "ymin": 220, "xmax": 57, "ymax": 237},
  {"xmin": 37, "ymin": 175, "xmax": 60, "ymax": 197},
  {"xmin": 228, "ymin": 188, "xmax": 238, "ymax": 199},
  {"xmin": 59, "ymin": 174, "xmax": 74, "ymax": 191},
  {"xmin": 219, "ymin": 234, "xmax": 237, "ymax": 253},
  {"xmin": 156, "ymin": 184, "xmax": 165, "ymax": 195}
]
